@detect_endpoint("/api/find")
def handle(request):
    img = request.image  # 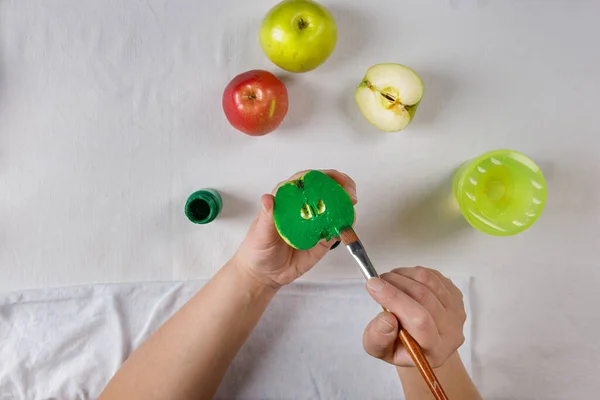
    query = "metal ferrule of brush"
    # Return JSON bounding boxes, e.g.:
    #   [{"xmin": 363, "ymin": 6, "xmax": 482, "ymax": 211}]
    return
[{"xmin": 347, "ymin": 240, "xmax": 380, "ymax": 280}]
